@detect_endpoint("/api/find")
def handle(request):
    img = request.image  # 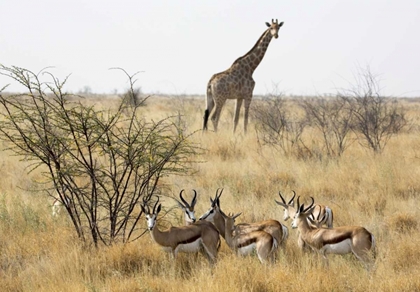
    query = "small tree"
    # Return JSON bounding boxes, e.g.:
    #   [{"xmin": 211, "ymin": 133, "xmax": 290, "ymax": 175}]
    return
[
  {"xmin": 300, "ymin": 96, "xmax": 354, "ymax": 157},
  {"xmin": 252, "ymin": 93, "xmax": 308, "ymax": 157},
  {"xmin": 338, "ymin": 66, "xmax": 407, "ymax": 153},
  {"xmin": 0, "ymin": 65, "xmax": 199, "ymax": 246}
]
